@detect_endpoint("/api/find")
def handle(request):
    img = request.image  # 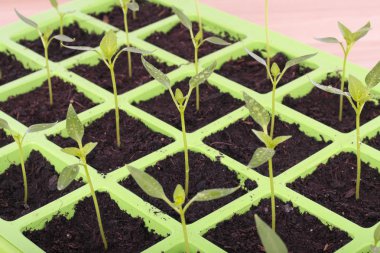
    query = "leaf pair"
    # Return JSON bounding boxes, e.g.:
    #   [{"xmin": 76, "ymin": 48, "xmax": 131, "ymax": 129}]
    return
[
  {"xmin": 119, "ymin": 0, "xmax": 139, "ymax": 12},
  {"xmin": 316, "ymin": 22, "xmax": 371, "ymax": 46}
]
